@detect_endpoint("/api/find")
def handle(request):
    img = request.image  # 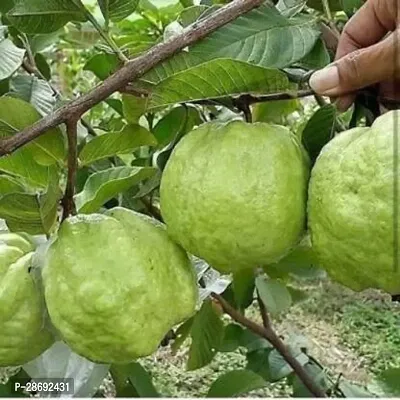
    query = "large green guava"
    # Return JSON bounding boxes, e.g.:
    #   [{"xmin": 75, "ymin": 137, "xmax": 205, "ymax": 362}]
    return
[
  {"xmin": 43, "ymin": 208, "xmax": 198, "ymax": 364},
  {"xmin": 0, "ymin": 232, "xmax": 54, "ymax": 367},
  {"xmin": 160, "ymin": 120, "xmax": 310, "ymax": 273},
  {"xmin": 308, "ymin": 110, "xmax": 400, "ymax": 294}
]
